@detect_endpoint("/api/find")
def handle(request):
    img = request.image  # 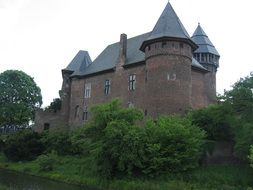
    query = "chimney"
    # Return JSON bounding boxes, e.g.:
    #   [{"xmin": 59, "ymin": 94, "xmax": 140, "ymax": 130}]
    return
[{"xmin": 119, "ymin": 33, "xmax": 127, "ymax": 65}]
